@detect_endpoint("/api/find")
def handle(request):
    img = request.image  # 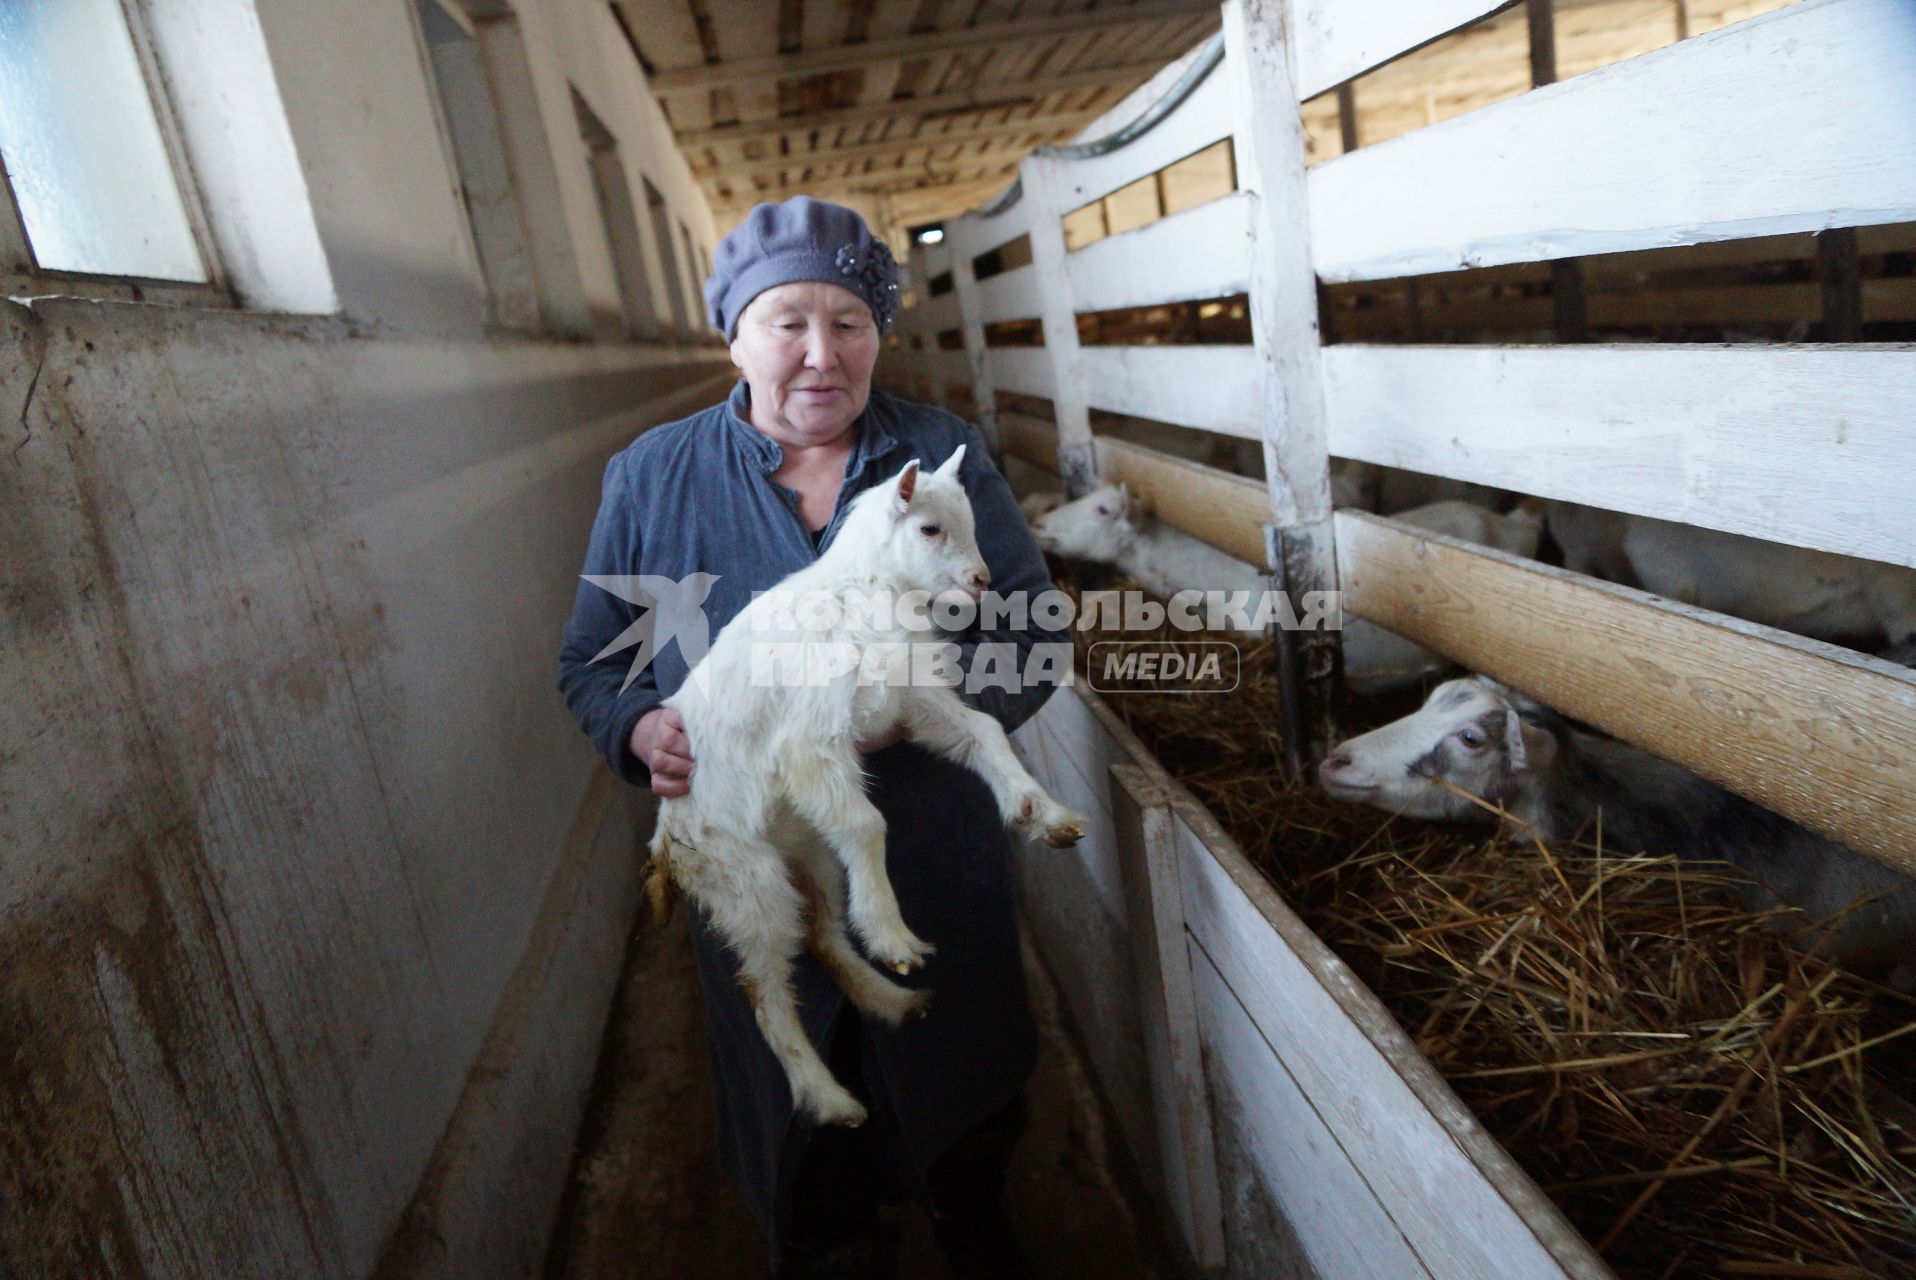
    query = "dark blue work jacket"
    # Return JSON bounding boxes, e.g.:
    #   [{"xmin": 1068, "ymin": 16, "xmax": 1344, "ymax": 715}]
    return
[{"xmin": 556, "ymin": 380, "xmax": 1066, "ymax": 1237}]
